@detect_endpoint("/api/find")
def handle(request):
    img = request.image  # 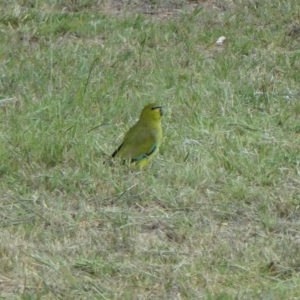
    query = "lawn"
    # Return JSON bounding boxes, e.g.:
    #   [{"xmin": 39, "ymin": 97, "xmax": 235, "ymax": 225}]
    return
[{"xmin": 1, "ymin": 0, "xmax": 300, "ymax": 299}]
